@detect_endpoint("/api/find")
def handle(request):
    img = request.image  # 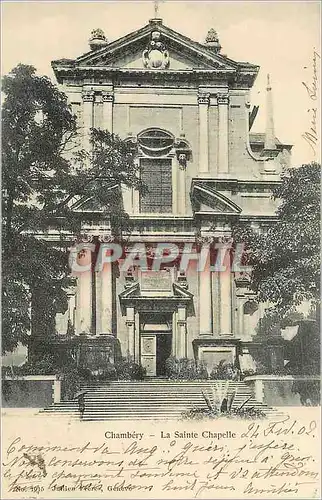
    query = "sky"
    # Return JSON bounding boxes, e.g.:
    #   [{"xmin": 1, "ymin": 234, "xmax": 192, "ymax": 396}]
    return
[{"xmin": 1, "ymin": 0, "xmax": 321, "ymax": 165}]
